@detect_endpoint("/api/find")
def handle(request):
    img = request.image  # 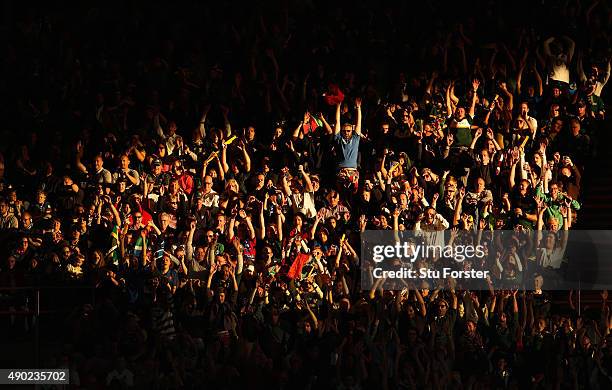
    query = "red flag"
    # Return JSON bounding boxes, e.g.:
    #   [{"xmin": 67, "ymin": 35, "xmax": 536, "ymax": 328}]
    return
[
  {"xmin": 324, "ymin": 84, "xmax": 344, "ymax": 106},
  {"xmin": 287, "ymin": 252, "xmax": 311, "ymax": 280}
]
